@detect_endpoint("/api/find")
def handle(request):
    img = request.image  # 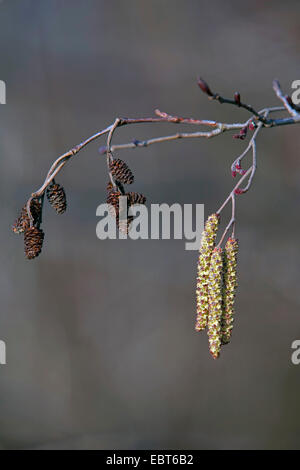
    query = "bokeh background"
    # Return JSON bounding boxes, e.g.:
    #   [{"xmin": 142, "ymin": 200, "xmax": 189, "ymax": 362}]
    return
[{"xmin": 1, "ymin": 0, "xmax": 300, "ymax": 450}]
